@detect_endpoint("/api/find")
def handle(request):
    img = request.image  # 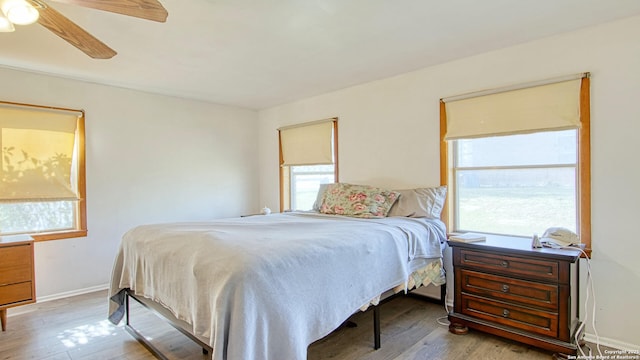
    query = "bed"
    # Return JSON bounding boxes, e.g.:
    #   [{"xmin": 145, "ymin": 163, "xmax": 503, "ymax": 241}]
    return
[{"xmin": 108, "ymin": 184, "xmax": 447, "ymax": 360}]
